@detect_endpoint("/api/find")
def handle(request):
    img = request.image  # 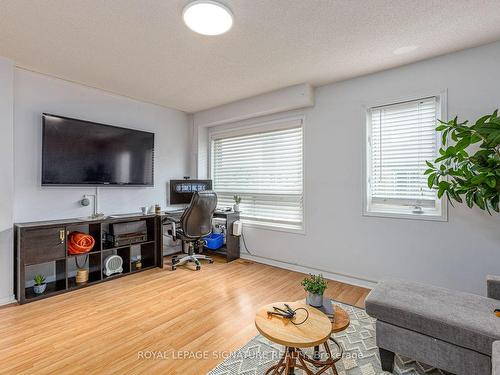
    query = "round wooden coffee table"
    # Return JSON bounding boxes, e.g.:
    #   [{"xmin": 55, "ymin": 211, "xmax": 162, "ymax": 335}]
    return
[
  {"xmin": 255, "ymin": 301, "xmax": 338, "ymax": 375},
  {"xmin": 330, "ymin": 305, "xmax": 350, "ymax": 333}
]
